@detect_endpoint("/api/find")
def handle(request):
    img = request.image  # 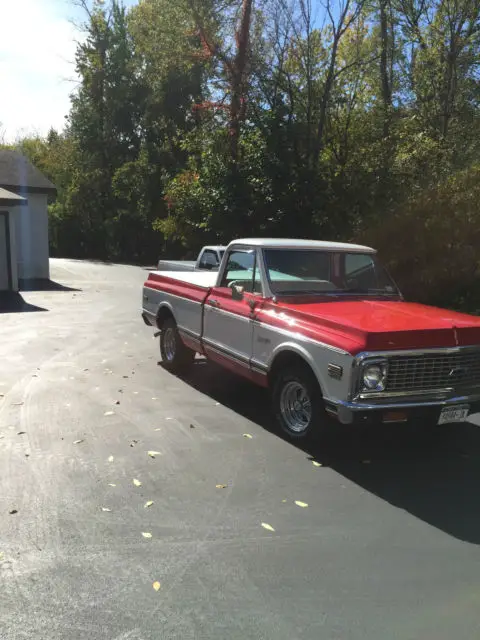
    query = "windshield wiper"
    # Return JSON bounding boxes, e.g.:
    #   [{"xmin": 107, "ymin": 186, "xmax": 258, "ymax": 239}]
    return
[{"xmin": 341, "ymin": 288, "xmax": 398, "ymax": 296}]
